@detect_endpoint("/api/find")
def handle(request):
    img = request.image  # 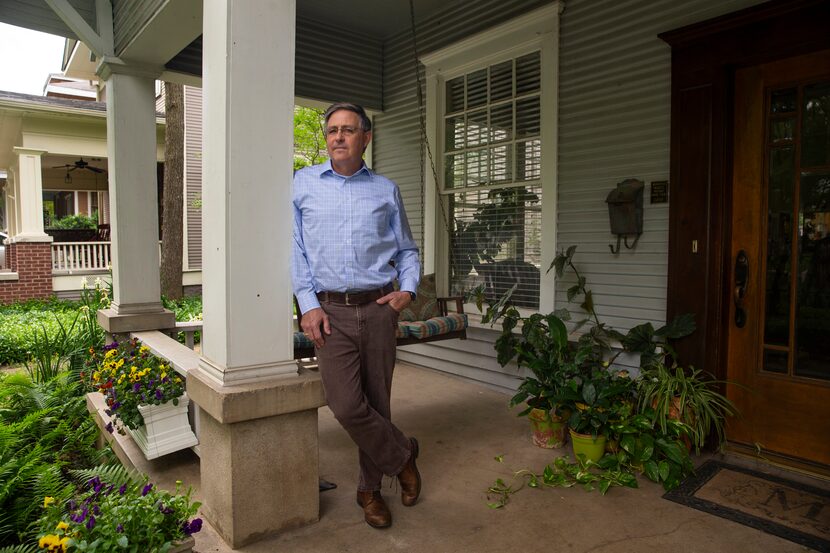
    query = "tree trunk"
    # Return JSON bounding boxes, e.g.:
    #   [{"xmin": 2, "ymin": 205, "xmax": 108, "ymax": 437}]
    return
[{"xmin": 160, "ymin": 82, "xmax": 185, "ymax": 300}]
